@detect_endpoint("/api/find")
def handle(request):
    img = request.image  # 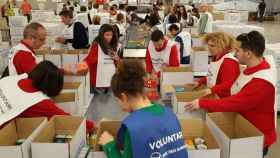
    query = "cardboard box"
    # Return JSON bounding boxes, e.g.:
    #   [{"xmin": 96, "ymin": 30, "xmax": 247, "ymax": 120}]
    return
[
  {"xmin": 62, "ymin": 54, "xmax": 79, "ymax": 67},
  {"xmin": 32, "ymin": 116, "xmax": 86, "ymax": 158},
  {"xmin": 53, "ymin": 82, "xmax": 83, "ymax": 116},
  {"xmin": 180, "ymin": 118, "xmax": 220, "ymax": 158},
  {"xmin": 94, "ymin": 118, "xmax": 220, "ymax": 158},
  {"xmin": 206, "ymin": 112, "xmax": 264, "ymax": 158},
  {"xmin": 44, "ymin": 54, "xmax": 62, "ymax": 68},
  {"xmin": 0, "ymin": 117, "xmax": 47, "ymax": 158},
  {"xmin": 64, "ymin": 73, "xmax": 92, "ymax": 113},
  {"xmin": 172, "ymin": 89, "xmax": 213, "ymax": 119}
]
